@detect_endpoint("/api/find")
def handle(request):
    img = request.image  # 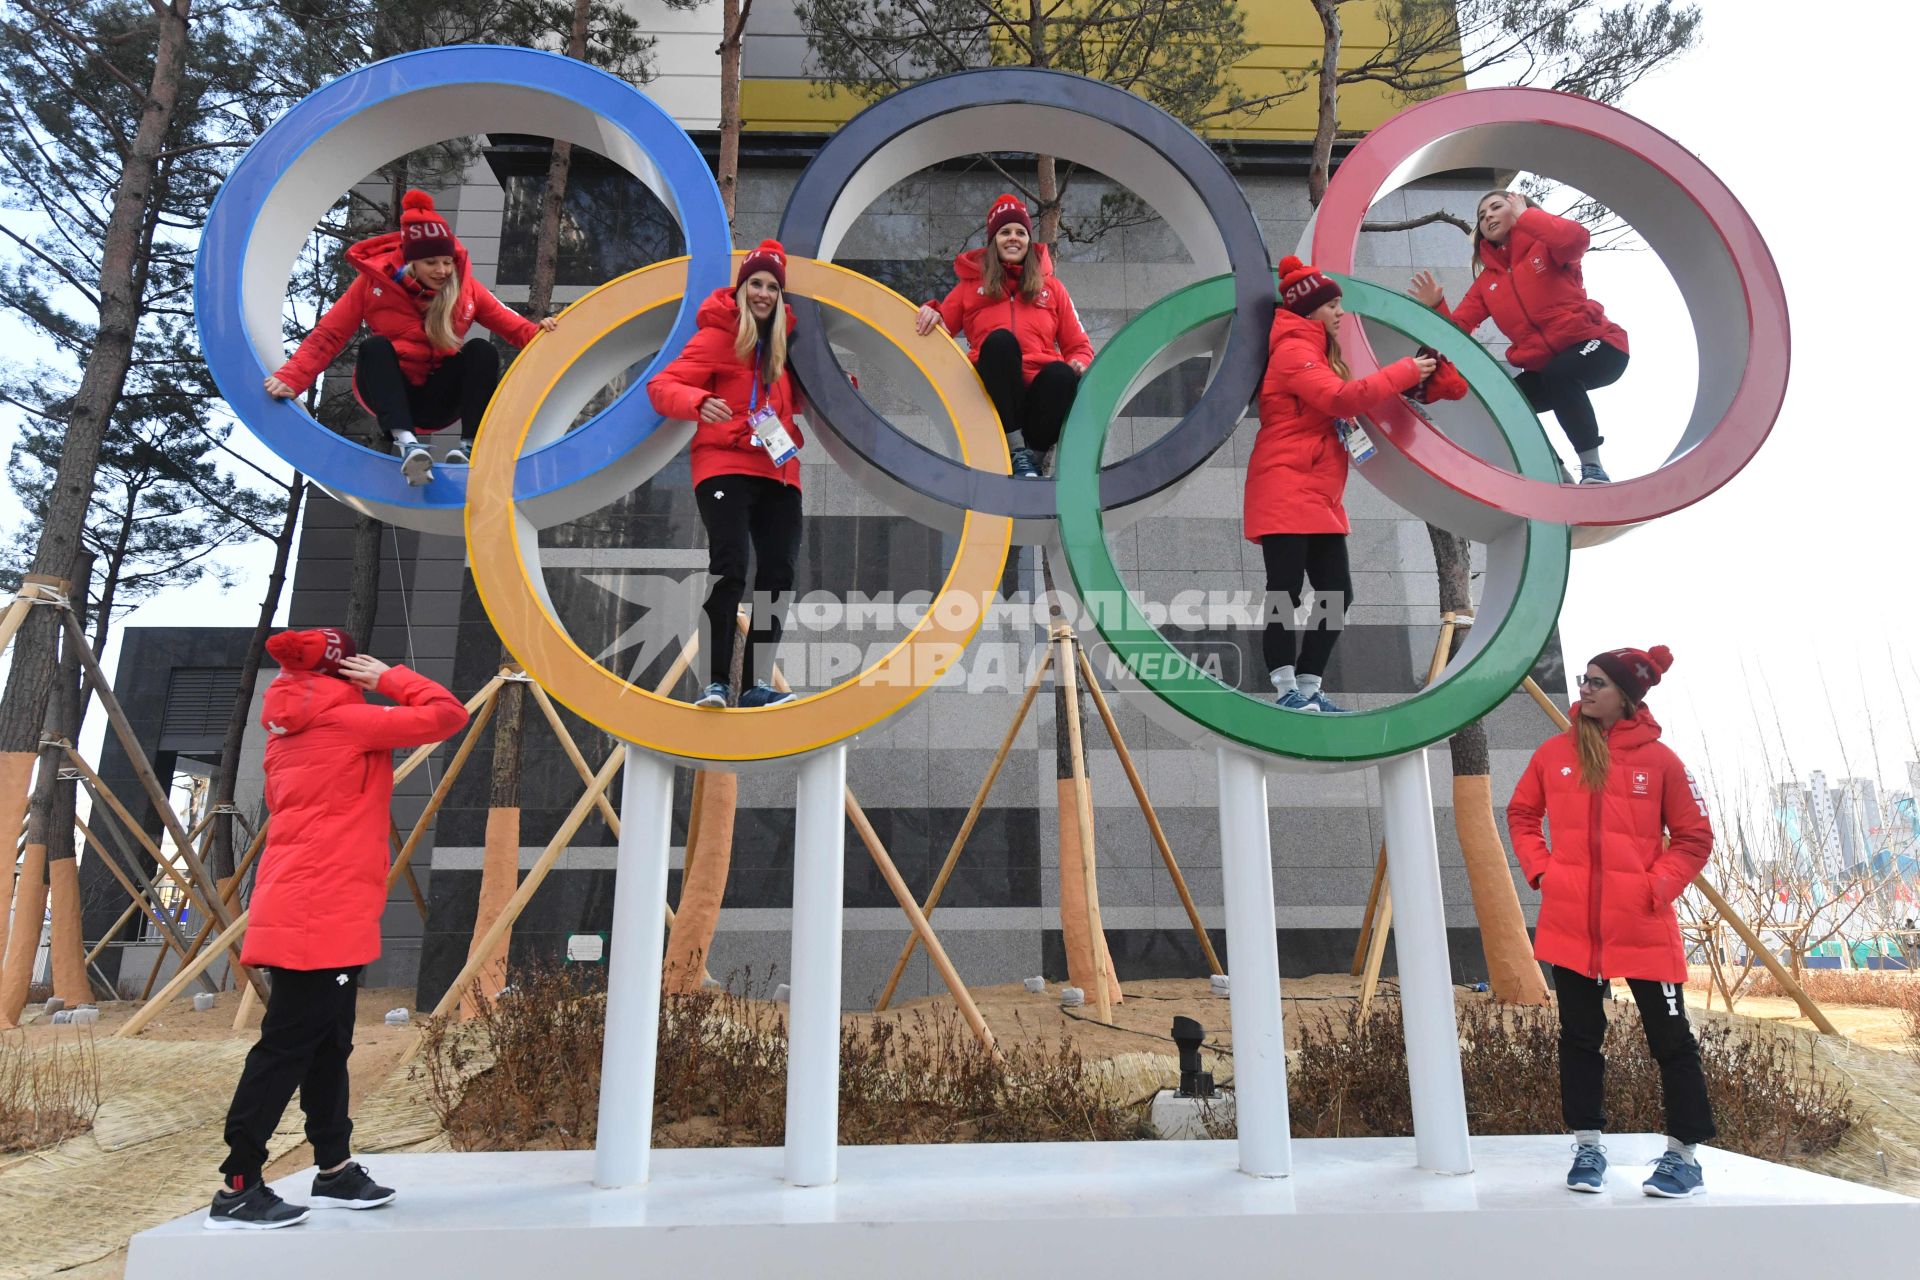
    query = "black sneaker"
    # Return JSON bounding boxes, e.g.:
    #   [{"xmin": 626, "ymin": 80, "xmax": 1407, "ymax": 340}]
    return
[
  {"xmin": 205, "ymin": 1182, "xmax": 310, "ymax": 1231},
  {"xmin": 310, "ymin": 1161, "xmax": 396, "ymax": 1210}
]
